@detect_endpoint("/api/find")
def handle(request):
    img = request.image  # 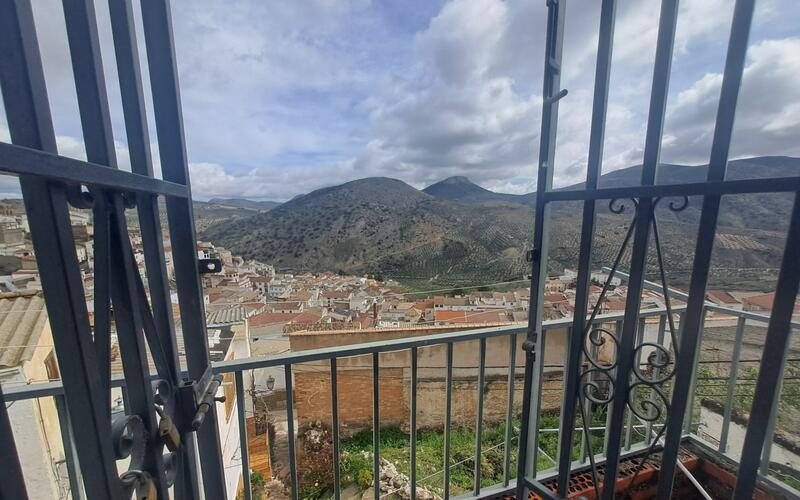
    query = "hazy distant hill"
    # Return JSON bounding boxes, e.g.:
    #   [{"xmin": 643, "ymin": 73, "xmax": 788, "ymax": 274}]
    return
[
  {"xmin": 423, "ymin": 176, "xmax": 535, "ymax": 205},
  {"xmin": 207, "ymin": 198, "xmax": 281, "ymax": 211},
  {"xmin": 200, "ymin": 156, "xmax": 800, "ymax": 290}
]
